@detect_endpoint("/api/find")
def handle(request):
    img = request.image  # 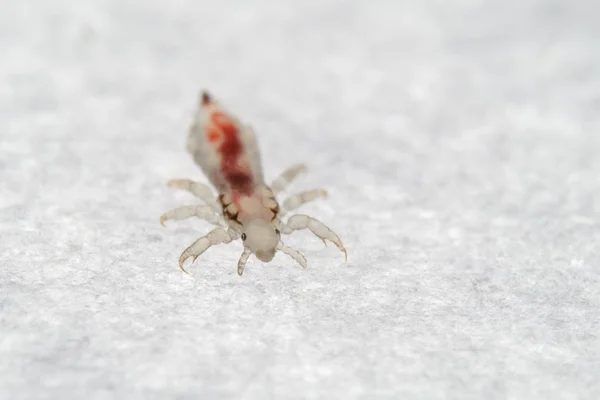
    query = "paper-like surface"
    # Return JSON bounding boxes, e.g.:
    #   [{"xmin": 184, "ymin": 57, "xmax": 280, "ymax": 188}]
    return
[{"xmin": 1, "ymin": 1, "xmax": 599, "ymax": 398}]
